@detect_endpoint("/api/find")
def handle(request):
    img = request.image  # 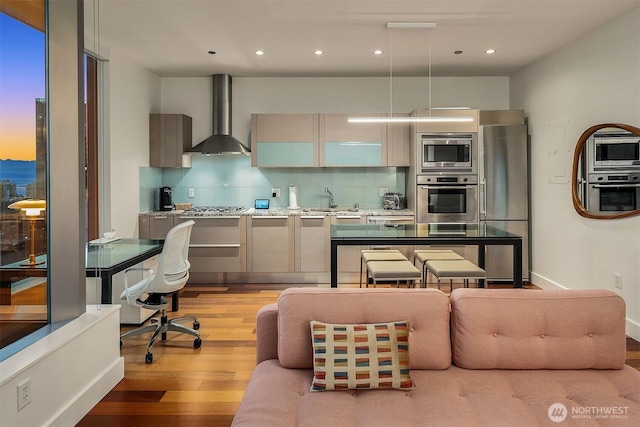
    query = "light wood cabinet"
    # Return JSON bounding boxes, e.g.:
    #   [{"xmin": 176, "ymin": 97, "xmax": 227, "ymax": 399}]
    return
[
  {"xmin": 247, "ymin": 216, "xmax": 295, "ymax": 272},
  {"xmin": 149, "ymin": 114, "xmax": 192, "ymax": 168},
  {"xmin": 177, "ymin": 216, "xmax": 247, "ymax": 273},
  {"xmin": 330, "ymin": 215, "xmax": 367, "ymax": 273},
  {"xmin": 387, "ymin": 114, "xmax": 411, "ymax": 166},
  {"xmin": 250, "ymin": 113, "xmax": 410, "ymax": 168},
  {"xmin": 413, "ymin": 109, "xmax": 479, "ymax": 133},
  {"xmin": 320, "ymin": 114, "xmax": 387, "ymax": 166},
  {"xmin": 138, "ymin": 214, "xmax": 176, "ymax": 239},
  {"xmin": 294, "ymin": 215, "xmax": 330, "ymax": 272},
  {"xmin": 251, "ymin": 114, "xmax": 319, "ymax": 167}
]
